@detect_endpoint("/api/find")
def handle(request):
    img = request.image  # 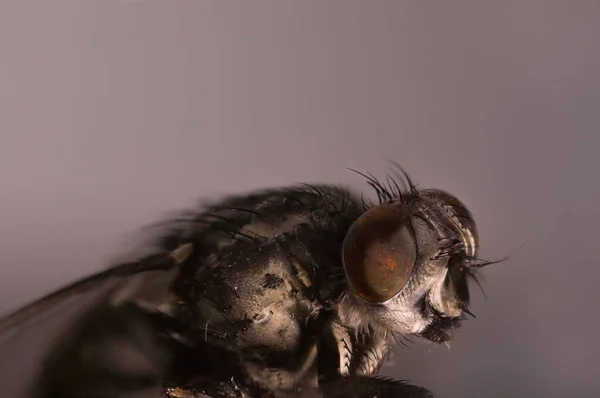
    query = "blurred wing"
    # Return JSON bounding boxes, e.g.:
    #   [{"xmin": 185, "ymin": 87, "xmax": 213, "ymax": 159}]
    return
[{"xmin": 0, "ymin": 254, "xmax": 180, "ymax": 398}]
